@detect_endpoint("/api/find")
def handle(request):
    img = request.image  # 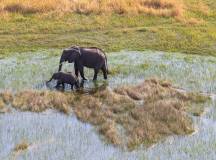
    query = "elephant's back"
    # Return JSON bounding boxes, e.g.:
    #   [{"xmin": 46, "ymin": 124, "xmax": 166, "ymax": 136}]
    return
[
  {"xmin": 62, "ymin": 73, "xmax": 76, "ymax": 83},
  {"xmin": 81, "ymin": 47, "xmax": 104, "ymax": 57},
  {"xmin": 81, "ymin": 48, "xmax": 106, "ymax": 67}
]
